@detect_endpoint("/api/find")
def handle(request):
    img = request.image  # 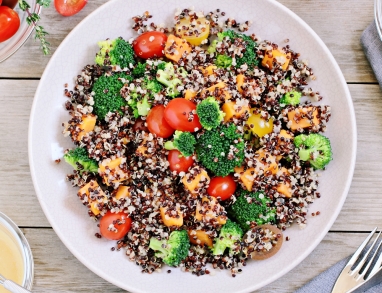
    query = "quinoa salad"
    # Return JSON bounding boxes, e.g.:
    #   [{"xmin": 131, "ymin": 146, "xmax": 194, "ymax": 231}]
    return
[{"xmin": 61, "ymin": 8, "xmax": 332, "ymax": 277}]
